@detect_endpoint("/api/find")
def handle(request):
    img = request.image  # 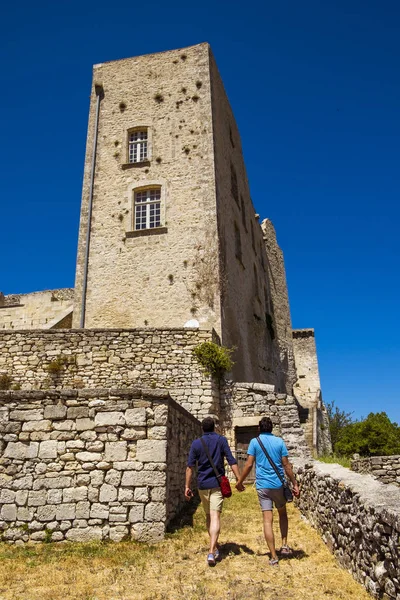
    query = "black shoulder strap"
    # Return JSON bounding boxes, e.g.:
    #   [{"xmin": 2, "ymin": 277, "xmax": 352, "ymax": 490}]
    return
[
  {"xmin": 256, "ymin": 436, "xmax": 285, "ymax": 486},
  {"xmin": 200, "ymin": 437, "xmax": 221, "ymax": 481}
]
